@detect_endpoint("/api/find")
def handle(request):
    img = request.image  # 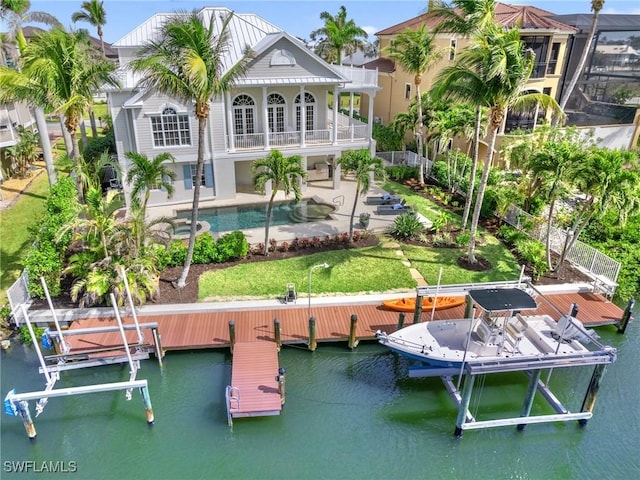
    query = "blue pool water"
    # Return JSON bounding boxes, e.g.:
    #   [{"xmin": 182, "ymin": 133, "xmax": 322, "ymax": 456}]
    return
[{"xmin": 175, "ymin": 199, "xmax": 334, "ymax": 233}]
